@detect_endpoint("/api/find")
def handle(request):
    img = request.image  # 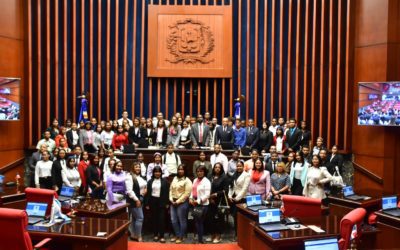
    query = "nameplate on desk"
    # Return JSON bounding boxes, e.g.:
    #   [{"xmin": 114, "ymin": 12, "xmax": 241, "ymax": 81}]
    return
[{"xmin": 307, "ymin": 225, "xmax": 325, "ymax": 233}]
